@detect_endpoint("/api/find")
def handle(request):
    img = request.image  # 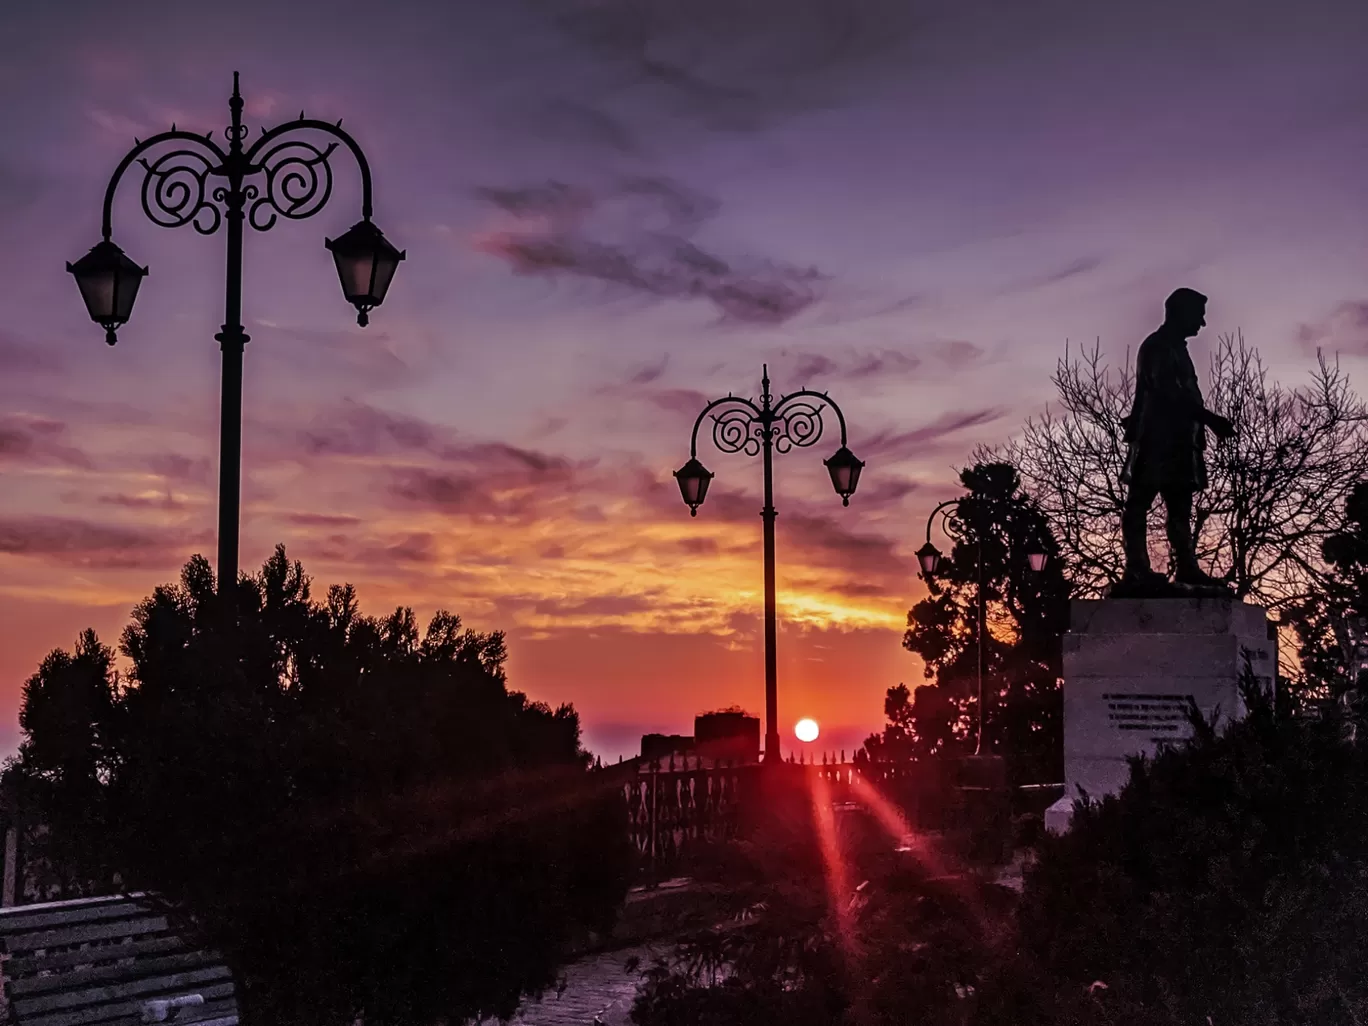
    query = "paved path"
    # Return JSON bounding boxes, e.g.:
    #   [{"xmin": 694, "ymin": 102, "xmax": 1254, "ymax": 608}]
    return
[{"xmin": 500, "ymin": 942, "xmax": 664, "ymax": 1026}]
